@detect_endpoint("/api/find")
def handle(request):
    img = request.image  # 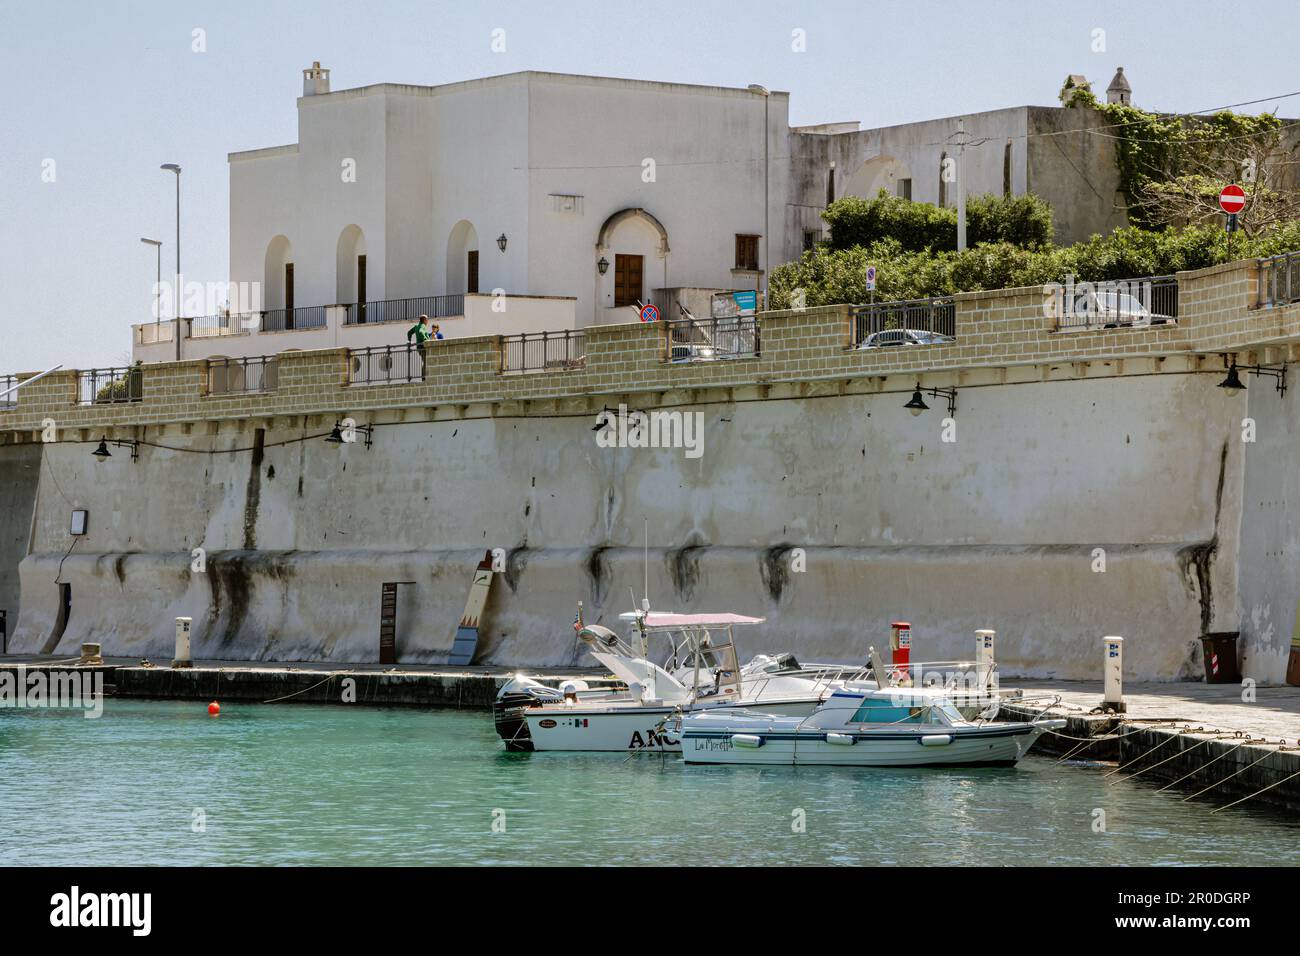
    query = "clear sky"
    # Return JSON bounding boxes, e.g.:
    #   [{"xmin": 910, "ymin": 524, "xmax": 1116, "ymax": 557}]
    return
[{"xmin": 1, "ymin": 0, "xmax": 1297, "ymax": 373}]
